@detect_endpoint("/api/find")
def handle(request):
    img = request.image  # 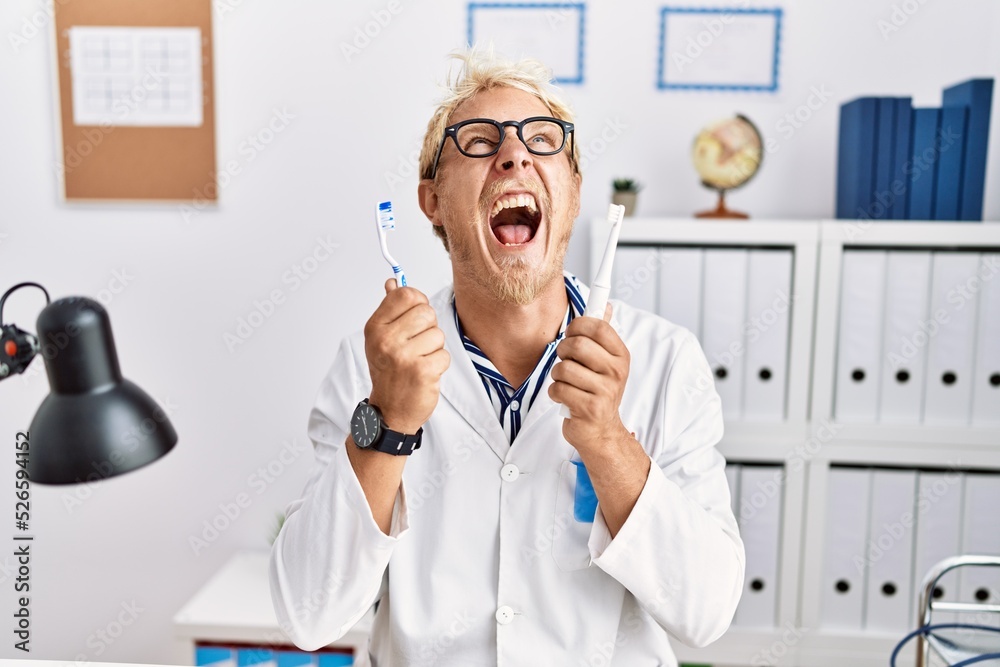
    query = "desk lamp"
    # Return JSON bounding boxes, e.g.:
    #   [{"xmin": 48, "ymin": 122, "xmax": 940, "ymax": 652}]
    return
[{"xmin": 0, "ymin": 282, "xmax": 177, "ymax": 485}]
